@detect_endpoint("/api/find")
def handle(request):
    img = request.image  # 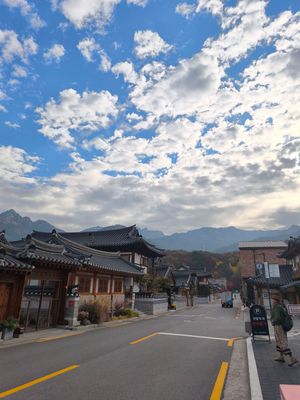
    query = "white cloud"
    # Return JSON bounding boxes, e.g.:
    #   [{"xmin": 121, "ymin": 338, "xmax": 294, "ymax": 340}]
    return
[
  {"xmin": 36, "ymin": 88, "xmax": 119, "ymax": 148},
  {"xmin": 2, "ymin": 0, "xmax": 46, "ymax": 29},
  {"xmin": 134, "ymin": 30, "xmax": 173, "ymax": 59},
  {"xmin": 12, "ymin": 64, "xmax": 28, "ymax": 77},
  {"xmin": 130, "ymin": 52, "xmax": 222, "ymax": 117},
  {"xmin": 175, "ymin": 3, "xmax": 196, "ymax": 18},
  {"xmin": 0, "ymin": 105, "xmax": 7, "ymax": 112},
  {"xmin": 5, "ymin": 121, "xmax": 21, "ymax": 128},
  {"xmin": 44, "ymin": 44, "xmax": 65, "ymax": 63},
  {"xmin": 112, "ymin": 61, "xmax": 139, "ymax": 84},
  {"xmin": 56, "ymin": 0, "xmax": 121, "ymax": 30},
  {"xmin": 77, "ymin": 37, "xmax": 111, "ymax": 71},
  {"xmin": 0, "ymin": 145, "xmax": 39, "ymax": 182},
  {"xmin": 127, "ymin": 0, "xmax": 148, "ymax": 6},
  {"xmin": 196, "ymin": 0, "xmax": 223, "ymax": 16},
  {"xmin": 0, "ymin": 30, "xmax": 38, "ymax": 64}
]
